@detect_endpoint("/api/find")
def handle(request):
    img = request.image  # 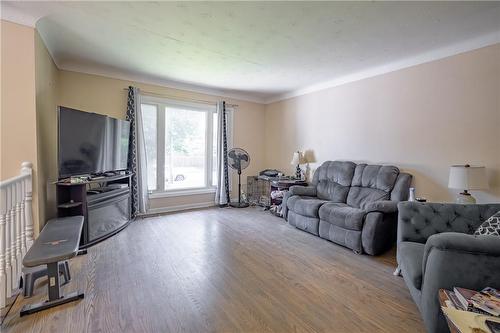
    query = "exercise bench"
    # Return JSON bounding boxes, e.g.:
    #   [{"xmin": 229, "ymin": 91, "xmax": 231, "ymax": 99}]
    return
[{"xmin": 20, "ymin": 216, "xmax": 85, "ymax": 316}]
